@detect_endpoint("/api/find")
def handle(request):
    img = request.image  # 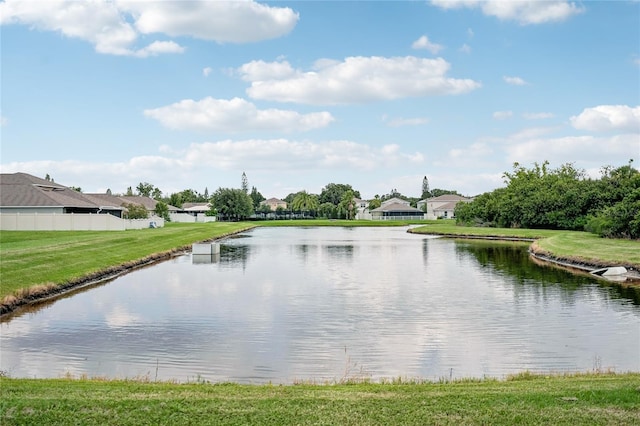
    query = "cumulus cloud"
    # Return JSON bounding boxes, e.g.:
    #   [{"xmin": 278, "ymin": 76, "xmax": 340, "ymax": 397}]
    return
[
  {"xmin": 493, "ymin": 111, "xmax": 513, "ymax": 120},
  {"xmin": 382, "ymin": 115, "xmax": 429, "ymax": 127},
  {"xmin": 202, "ymin": 67, "xmax": 213, "ymax": 77},
  {"xmin": 523, "ymin": 112, "xmax": 554, "ymax": 120},
  {"xmin": 430, "ymin": 0, "xmax": 584, "ymax": 25},
  {"xmin": 0, "ymin": 139, "xmax": 424, "ymax": 194},
  {"xmin": 0, "ymin": 115, "xmax": 7, "ymax": 127},
  {"xmin": 411, "ymin": 35, "xmax": 444, "ymax": 54},
  {"xmin": 238, "ymin": 56, "xmax": 481, "ymax": 105},
  {"xmin": 144, "ymin": 97, "xmax": 334, "ymax": 133},
  {"xmin": 506, "ymin": 134, "xmax": 638, "ymax": 165},
  {"xmin": 0, "ymin": 0, "xmax": 298, "ymax": 56},
  {"xmin": 570, "ymin": 105, "xmax": 640, "ymax": 133},
  {"xmin": 459, "ymin": 43, "xmax": 472, "ymax": 54},
  {"xmin": 503, "ymin": 76, "xmax": 528, "ymax": 86}
]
